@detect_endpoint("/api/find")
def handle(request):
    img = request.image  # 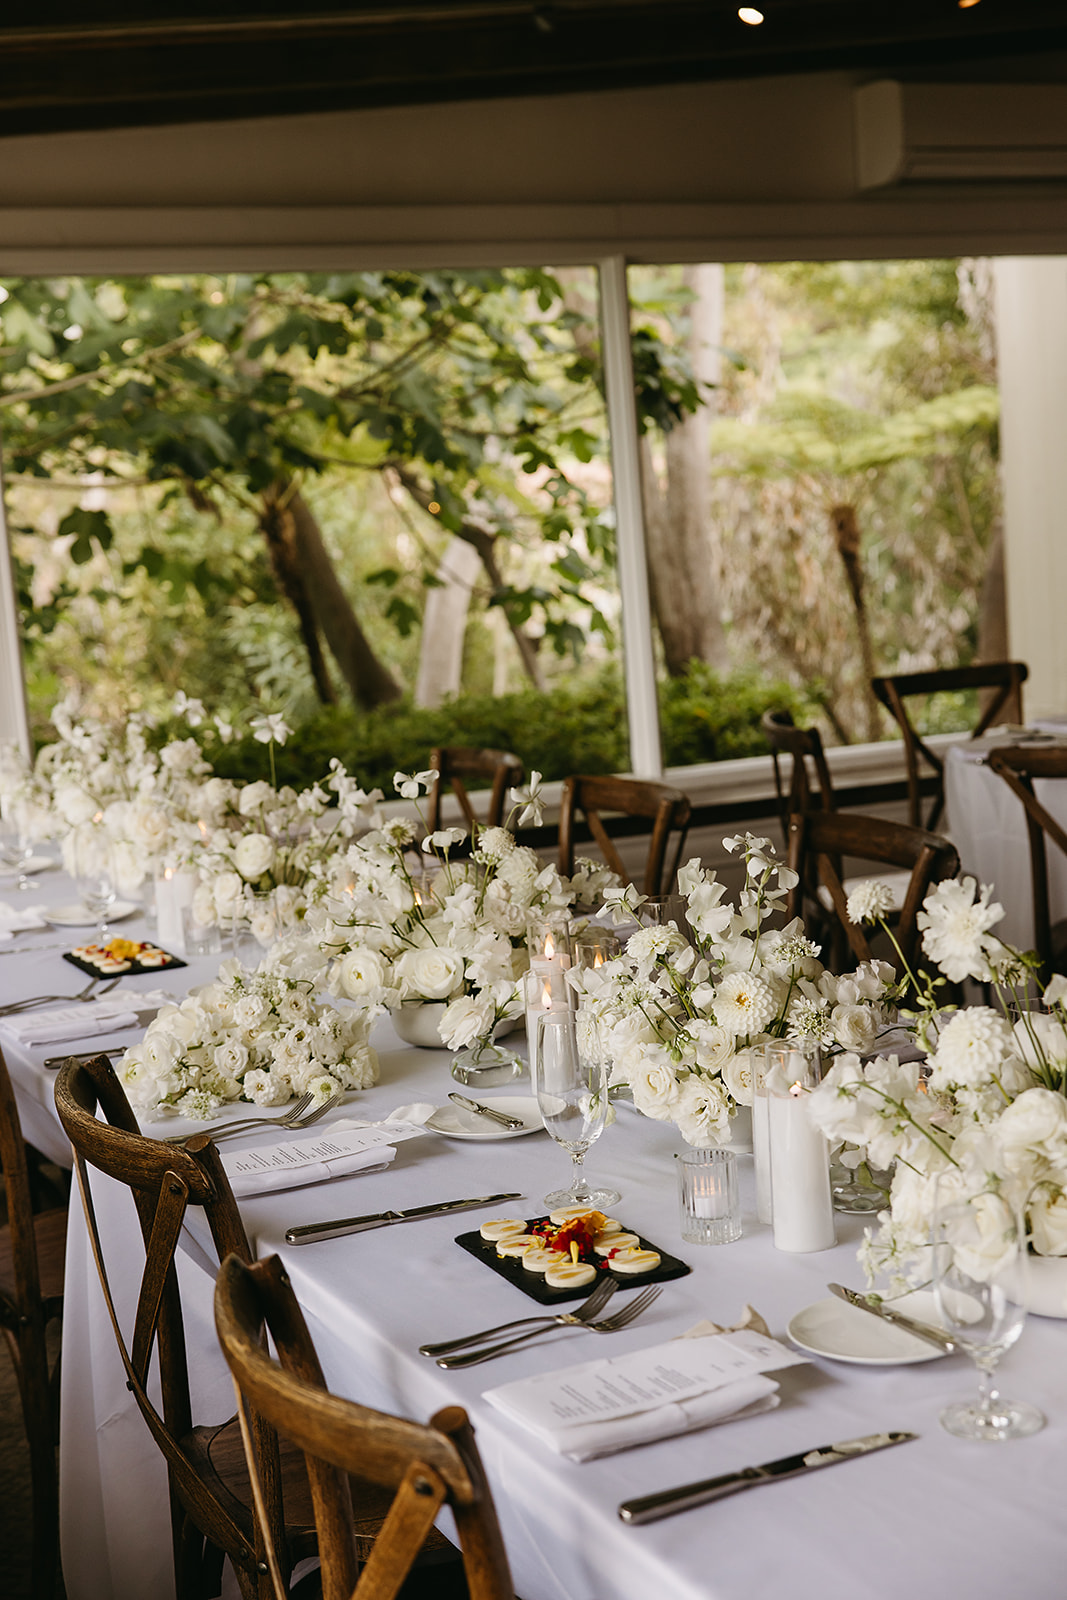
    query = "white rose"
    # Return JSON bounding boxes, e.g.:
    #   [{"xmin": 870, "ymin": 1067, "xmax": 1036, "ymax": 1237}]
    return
[
  {"xmin": 394, "ymin": 947, "xmax": 465, "ymax": 1001},
  {"xmin": 439, "ymin": 994, "xmax": 494, "ymax": 1050},
  {"xmin": 238, "ymin": 781, "xmax": 275, "ymax": 816},
  {"xmin": 673, "ymin": 1073, "xmax": 732, "ymax": 1146},
  {"xmin": 130, "ymin": 805, "xmax": 172, "ymax": 853},
  {"xmin": 337, "ymin": 948, "xmax": 389, "ymax": 999},
  {"xmin": 214, "ymin": 1039, "xmax": 249, "ymax": 1076},
  {"xmin": 233, "ymin": 994, "xmax": 270, "ymax": 1030},
  {"xmin": 212, "ymin": 871, "xmax": 244, "ymax": 916},
  {"xmin": 234, "ymin": 832, "xmax": 275, "ymax": 881},
  {"xmin": 628, "ymin": 1046, "xmax": 679, "ymax": 1122},
  {"xmin": 830, "ymin": 1003, "xmax": 879, "ymax": 1053},
  {"xmin": 1029, "ymin": 1187, "xmax": 1067, "ymax": 1256},
  {"xmin": 721, "ymin": 1046, "xmax": 756, "ymax": 1106}
]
